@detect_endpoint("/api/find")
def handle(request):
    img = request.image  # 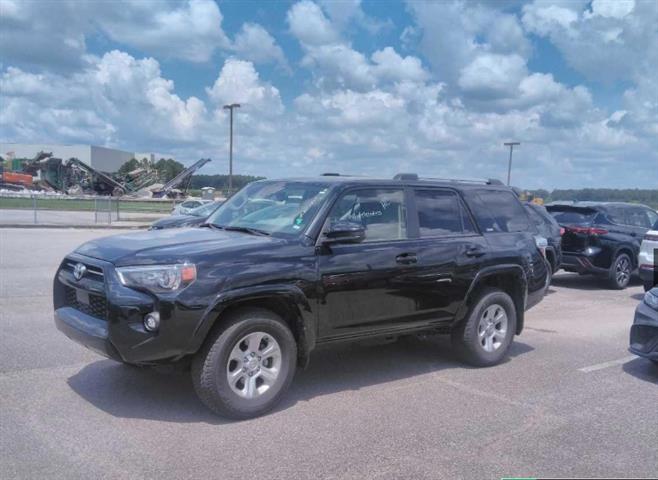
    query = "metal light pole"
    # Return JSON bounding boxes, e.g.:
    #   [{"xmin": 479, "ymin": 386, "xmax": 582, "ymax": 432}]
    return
[
  {"xmin": 503, "ymin": 142, "xmax": 520, "ymax": 186},
  {"xmin": 223, "ymin": 103, "xmax": 241, "ymax": 193}
]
